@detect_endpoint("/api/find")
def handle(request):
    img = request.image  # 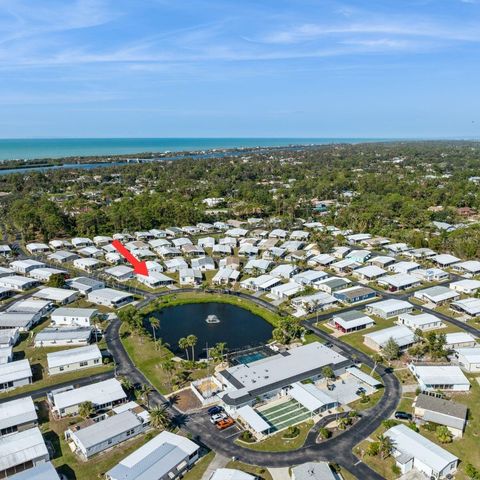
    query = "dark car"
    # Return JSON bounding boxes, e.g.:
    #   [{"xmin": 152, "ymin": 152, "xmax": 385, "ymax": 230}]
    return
[
  {"xmin": 356, "ymin": 387, "xmax": 367, "ymax": 395},
  {"xmin": 208, "ymin": 406, "xmax": 224, "ymax": 416},
  {"xmin": 394, "ymin": 411, "xmax": 412, "ymax": 420}
]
